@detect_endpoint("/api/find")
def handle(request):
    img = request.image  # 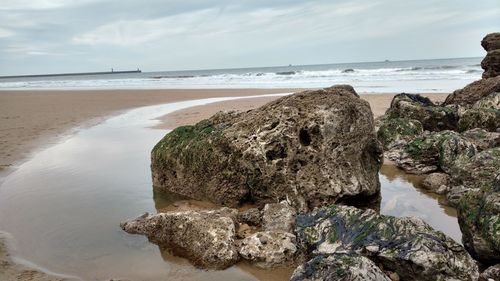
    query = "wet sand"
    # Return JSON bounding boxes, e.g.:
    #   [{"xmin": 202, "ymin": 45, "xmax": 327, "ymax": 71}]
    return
[
  {"xmin": 0, "ymin": 89, "xmax": 449, "ymax": 280},
  {"xmin": 0, "ymin": 89, "xmax": 299, "ymax": 170}
]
